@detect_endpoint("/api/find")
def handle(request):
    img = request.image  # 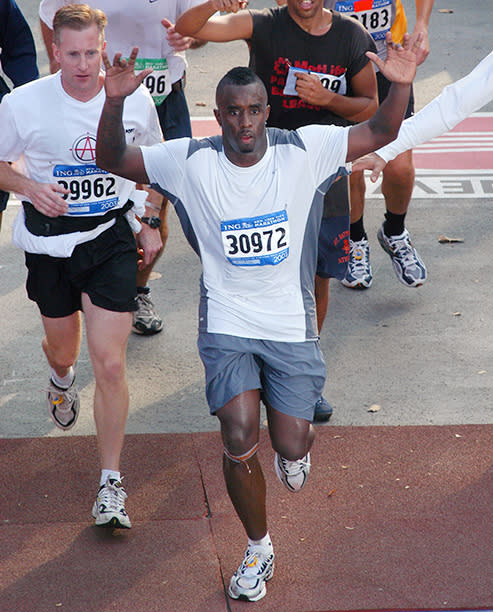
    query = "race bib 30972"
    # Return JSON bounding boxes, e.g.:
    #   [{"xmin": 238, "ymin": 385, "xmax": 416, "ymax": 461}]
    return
[{"xmin": 221, "ymin": 210, "xmax": 290, "ymax": 266}]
